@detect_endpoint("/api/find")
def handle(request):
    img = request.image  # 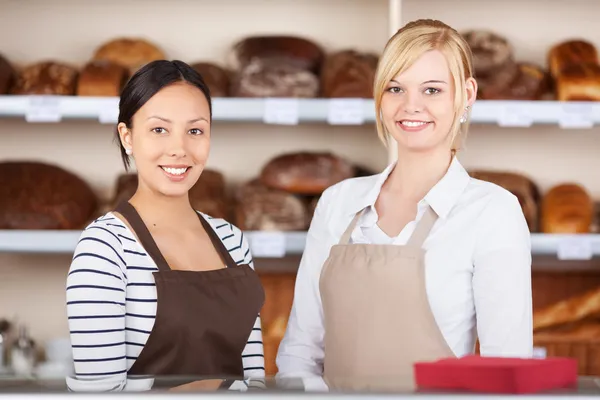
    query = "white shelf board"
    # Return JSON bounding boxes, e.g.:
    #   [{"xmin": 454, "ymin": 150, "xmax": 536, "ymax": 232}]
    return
[
  {"xmin": 0, "ymin": 230, "xmax": 599, "ymax": 260},
  {"xmin": 1, "ymin": 95, "xmax": 599, "ymax": 127}
]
